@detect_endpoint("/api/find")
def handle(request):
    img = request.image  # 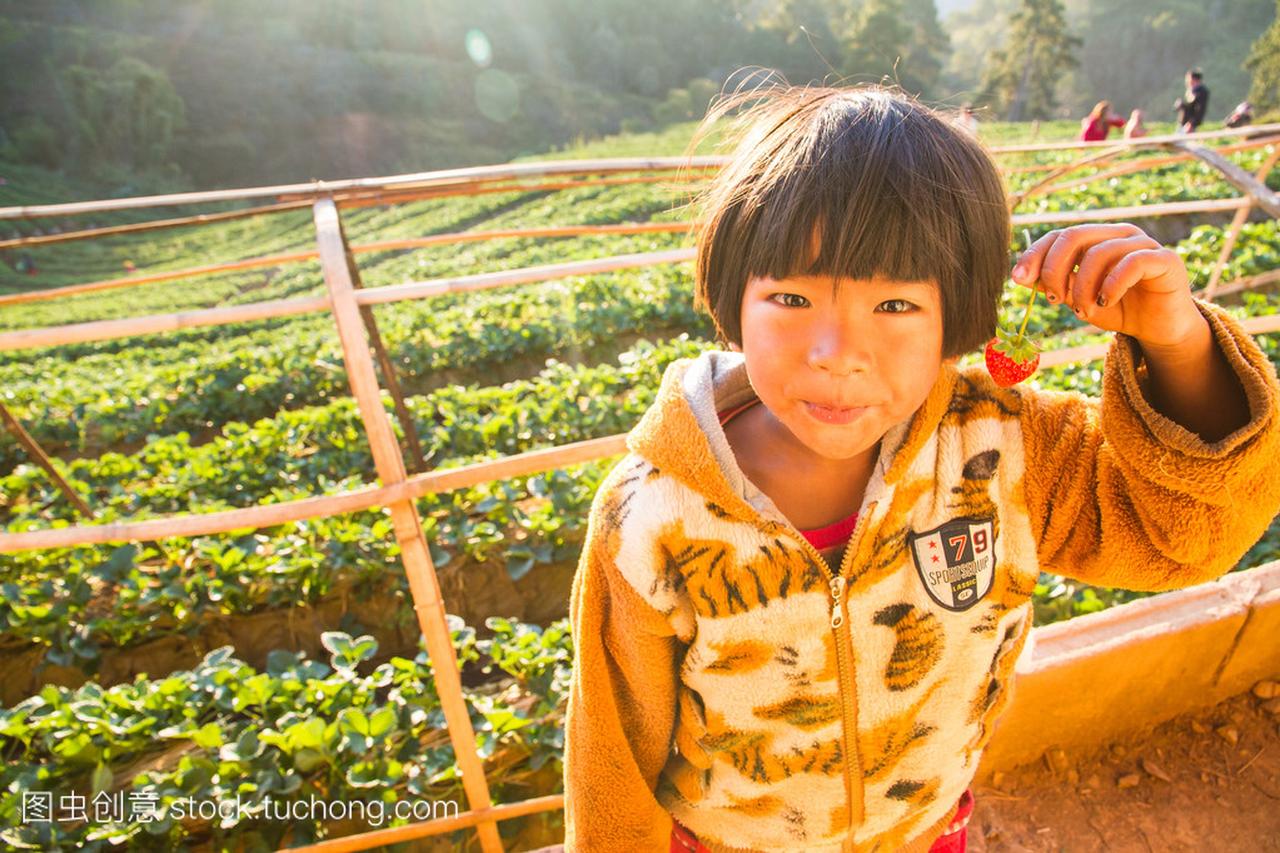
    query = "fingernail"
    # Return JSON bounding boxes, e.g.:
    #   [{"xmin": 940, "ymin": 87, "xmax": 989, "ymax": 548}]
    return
[
  {"xmin": 1012, "ymin": 264, "xmax": 1027, "ymax": 282},
  {"xmin": 1046, "ymin": 293, "xmax": 1058, "ymax": 303},
  {"xmin": 1096, "ymin": 293, "xmax": 1108, "ymax": 307}
]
